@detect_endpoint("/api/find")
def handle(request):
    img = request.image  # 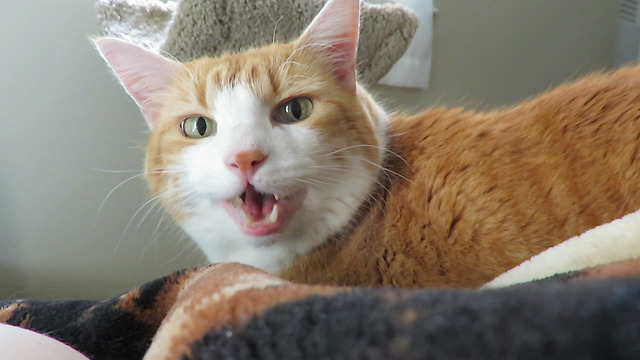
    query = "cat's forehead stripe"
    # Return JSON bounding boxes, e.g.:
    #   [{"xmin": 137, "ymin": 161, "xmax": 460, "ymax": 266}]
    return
[{"xmin": 186, "ymin": 45, "xmax": 294, "ymax": 106}]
